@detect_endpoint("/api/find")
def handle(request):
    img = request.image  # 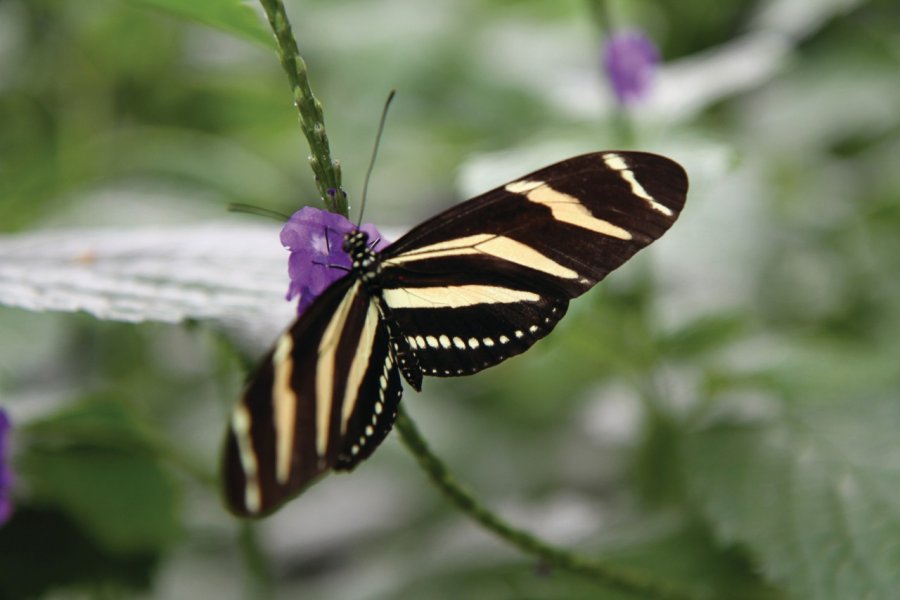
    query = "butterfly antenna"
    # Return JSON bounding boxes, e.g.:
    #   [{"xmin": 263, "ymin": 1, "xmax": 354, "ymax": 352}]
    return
[
  {"xmin": 227, "ymin": 203, "xmax": 291, "ymax": 221},
  {"xmin": 357, "ymin": 90, "xmax": 396, "ymax": 227}
]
